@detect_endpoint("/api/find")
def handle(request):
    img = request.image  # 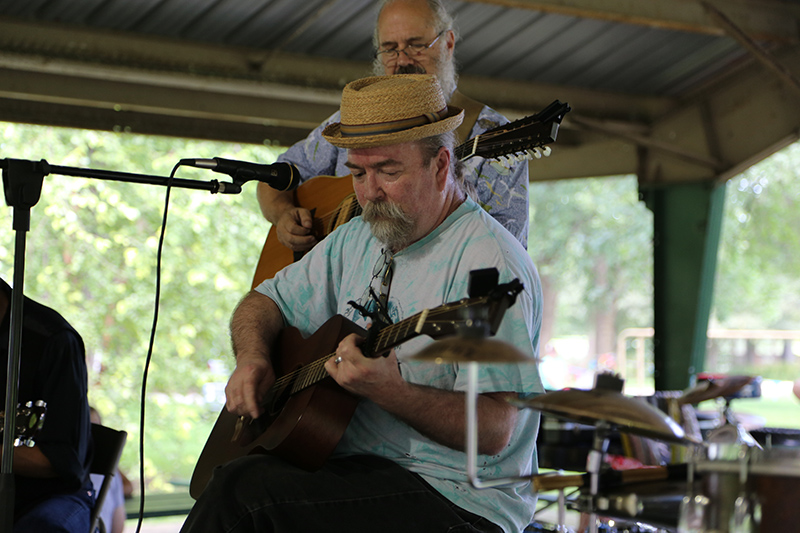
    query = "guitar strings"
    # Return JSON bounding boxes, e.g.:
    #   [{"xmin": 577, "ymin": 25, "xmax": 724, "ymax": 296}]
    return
[
  {"xmin": 315, "ymin": 194, "xmax": 363, "ymax": 233},
  {"xmin": 267, "ymin": 297, "xmax": 486, "ymax": 393}
]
